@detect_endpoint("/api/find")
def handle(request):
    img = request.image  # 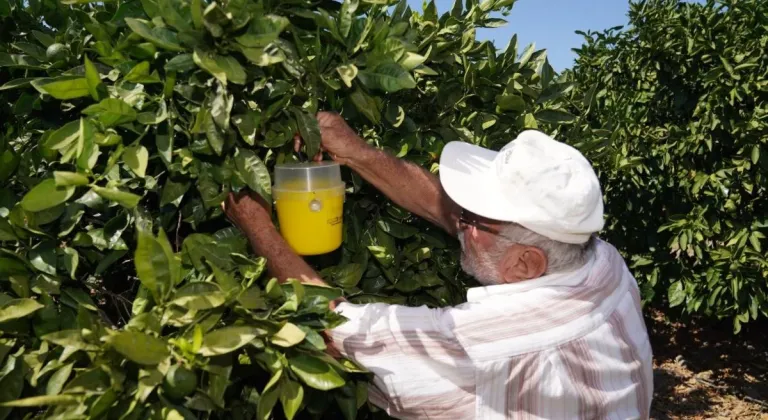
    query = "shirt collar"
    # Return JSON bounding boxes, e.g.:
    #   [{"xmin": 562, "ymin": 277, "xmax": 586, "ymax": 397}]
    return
[{"xmin": 465, "ymin": 252, "xmax": 596, "ymax": 303}]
